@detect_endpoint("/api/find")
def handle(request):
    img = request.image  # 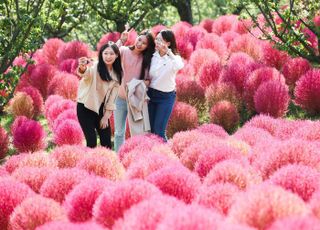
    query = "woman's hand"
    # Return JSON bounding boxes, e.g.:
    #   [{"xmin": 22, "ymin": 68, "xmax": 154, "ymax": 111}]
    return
[
  {"xmin": 144, "ymin": 79, "xmax": 151, "ymax": 87},
  {"xmin": 120, "ymin": 23, "xmax": 132, "ymax": 44},
  {"xmin": 100, "ymin": 111, "xmax": 111, "ymax": 129},
  {"xmin": 78, "ymin": 57, "xmax": 89, "ymax": 73}
]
